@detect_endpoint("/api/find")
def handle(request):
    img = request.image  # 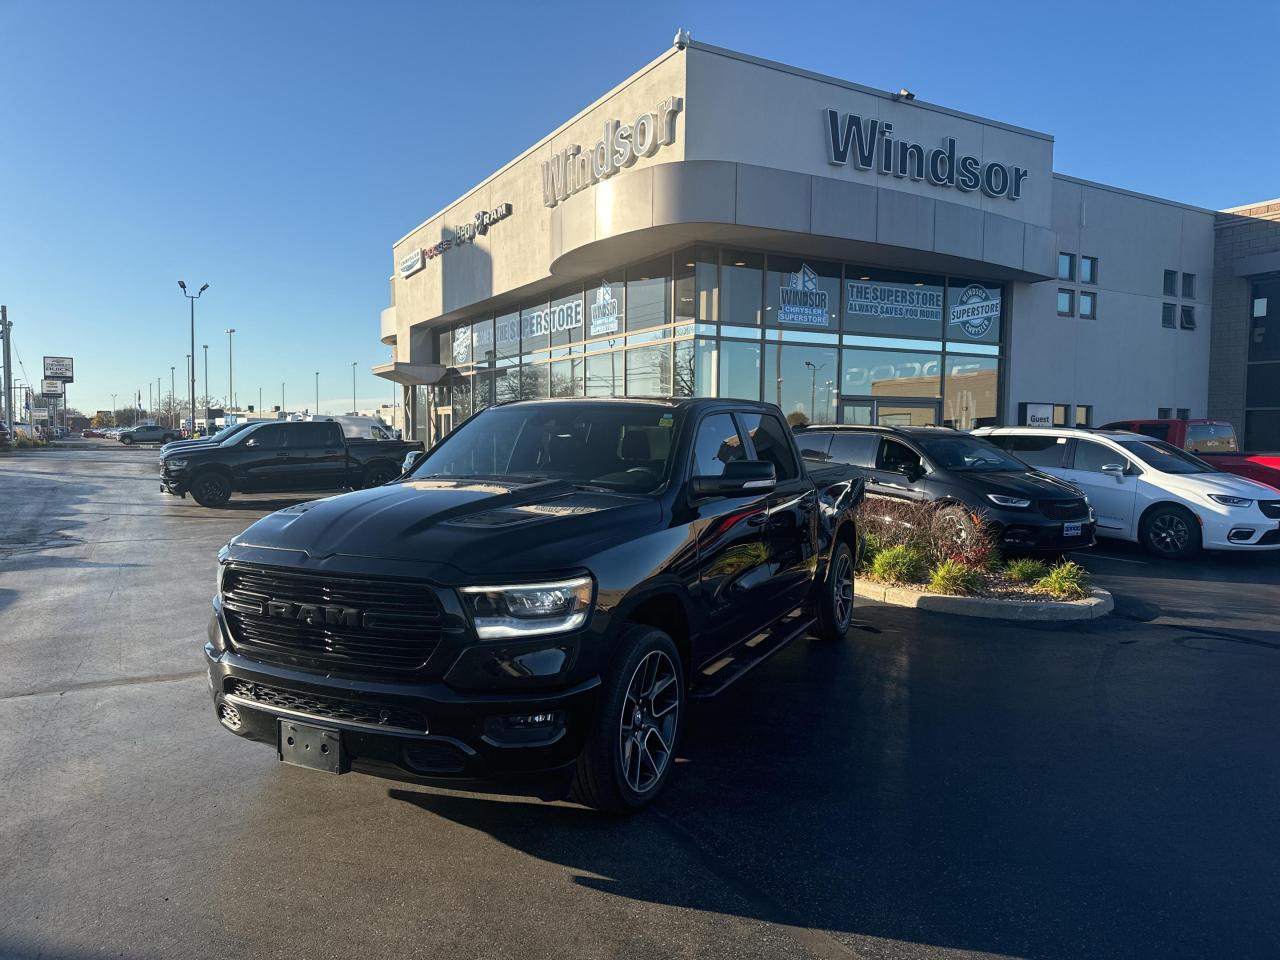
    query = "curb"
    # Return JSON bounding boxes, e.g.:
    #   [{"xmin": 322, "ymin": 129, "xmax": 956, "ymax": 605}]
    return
[{"xmin": 857, "ymin": 583, "xmax": 1114, "ymax": 621}]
